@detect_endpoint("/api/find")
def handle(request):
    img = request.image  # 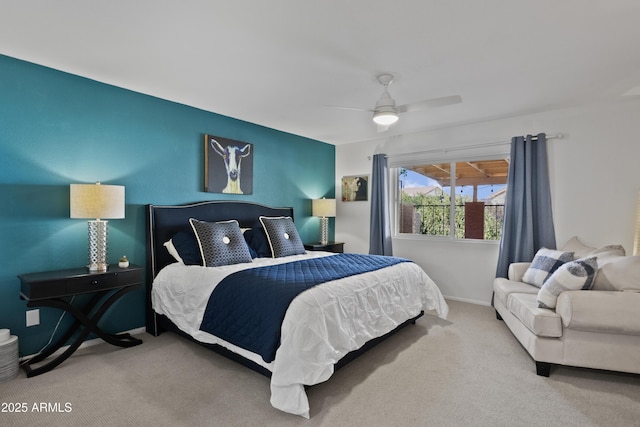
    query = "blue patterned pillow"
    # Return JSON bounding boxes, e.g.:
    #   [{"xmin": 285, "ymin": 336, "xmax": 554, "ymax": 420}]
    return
[
  {"xmin": 522, "ymin": 248, "xmax": 574, "ymax": 288},
  {"xmin": 189, "ymin": 219, "xmax": 253, "ymax": 267},
  {"xmin": 259, "ymin": 216, "xmax": 306, "ymax": 258}
]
